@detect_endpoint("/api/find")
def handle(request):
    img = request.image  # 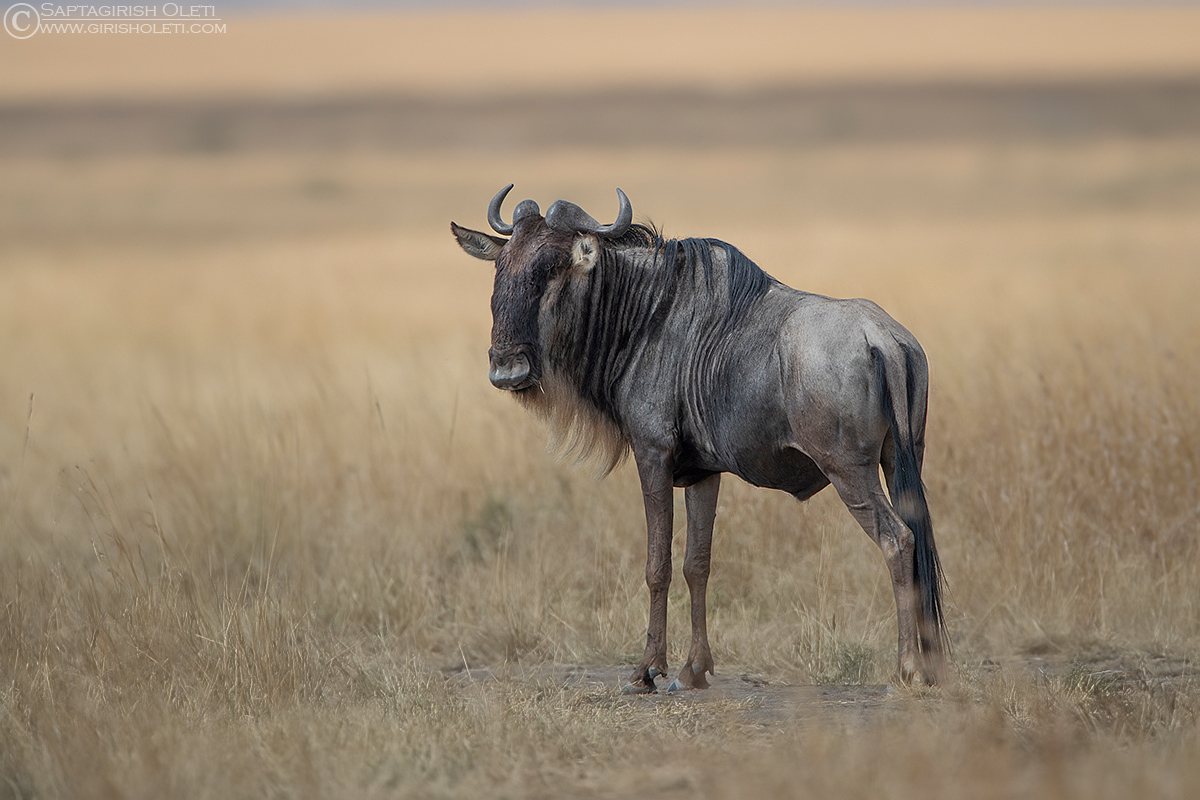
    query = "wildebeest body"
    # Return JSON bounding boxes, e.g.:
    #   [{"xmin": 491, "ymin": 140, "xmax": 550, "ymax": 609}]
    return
[
  {"xmin": 542, "ymin": 235, "xmax": 905, "ymax": 497},
  {"xmin": 453, "ymin": 186, "xmax": 946, "ymax": 691}
]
